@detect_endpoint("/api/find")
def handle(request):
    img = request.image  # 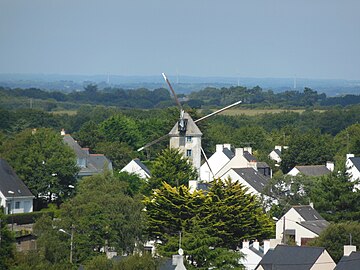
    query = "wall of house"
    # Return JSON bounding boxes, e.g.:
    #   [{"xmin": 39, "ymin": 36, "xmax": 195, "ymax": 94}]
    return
[
  {"xmin": 269, "ymin": 151, "xmax": 281, "ymax": 163},
  {"xmin": 239, "ymin": 247, "xmax": 262, "ymax": 270},
  {"xmin": 276, "ymin": 208, "xmax": 318, "ymax": 246},
  {"xmin": 121, "ymin": 161, "xmax": 149, "ymax": 179},
  {"xmin": 310, "ymin": 251, "xmax": 336, "ymax": 270},
  {"xmin": 287, "ymin": 167, "xmax": 300, "ymax": 176},
  {"xmin": 215, "ymin": 148, "xmax": 253, "ymax": 178},
  {"xmin": 200, "ymin": 145, "xmax": 232, "ymax": 182},
  {"xmin": 1, "ymin": 195, "xmax": 33, "ymax": 214}
]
